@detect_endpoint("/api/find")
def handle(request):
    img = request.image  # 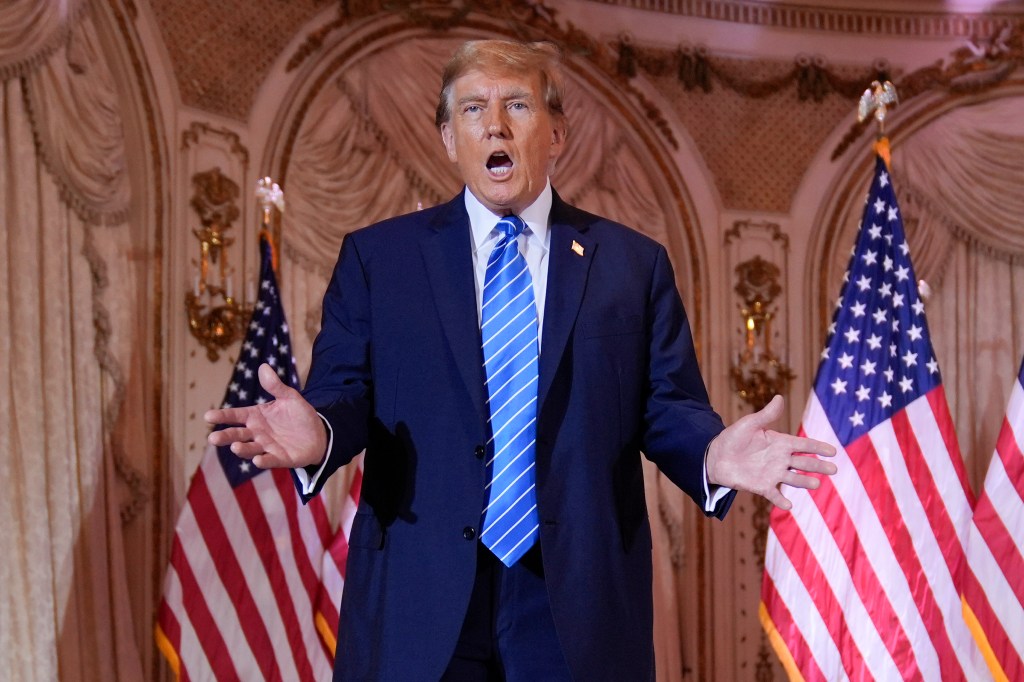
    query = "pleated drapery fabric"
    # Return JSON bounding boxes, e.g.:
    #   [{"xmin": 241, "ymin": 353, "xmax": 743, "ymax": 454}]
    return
[{"xmin": 0, "ymin": 3, "xmax": 143, "ymax": 680}]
